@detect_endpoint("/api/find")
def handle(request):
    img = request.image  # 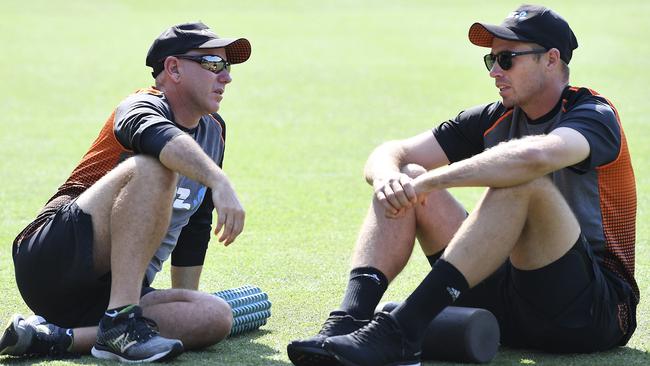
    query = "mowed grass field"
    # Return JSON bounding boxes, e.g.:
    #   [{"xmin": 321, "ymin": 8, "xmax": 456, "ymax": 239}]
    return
[{"xmin": 1, "ymin": 0, "xmax": 648, "ymax": 365}]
